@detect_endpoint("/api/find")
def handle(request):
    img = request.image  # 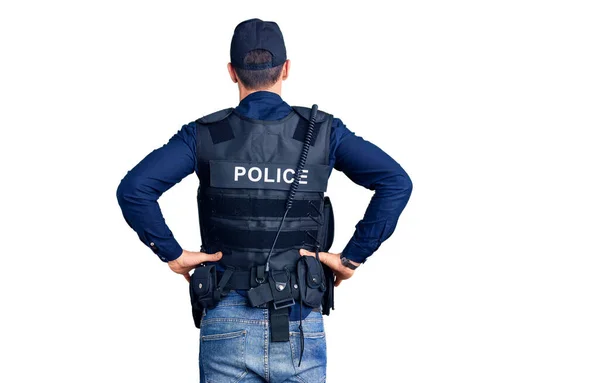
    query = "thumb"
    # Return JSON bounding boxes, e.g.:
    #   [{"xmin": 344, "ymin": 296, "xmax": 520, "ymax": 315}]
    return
[
  {"xmin": 206, "ymin": 251, "xmax": 223, "ymax": 261},
  {"xmin": 299, "ymin": 248, "xmax": 316, "ymax": 257},
  {"xmin": 186, "ymin": 251, "xmax": 223, "ymax": 266},
  {"xmin": 315, "ymin": 251, "xmax": 334, "ymax": 267}
]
